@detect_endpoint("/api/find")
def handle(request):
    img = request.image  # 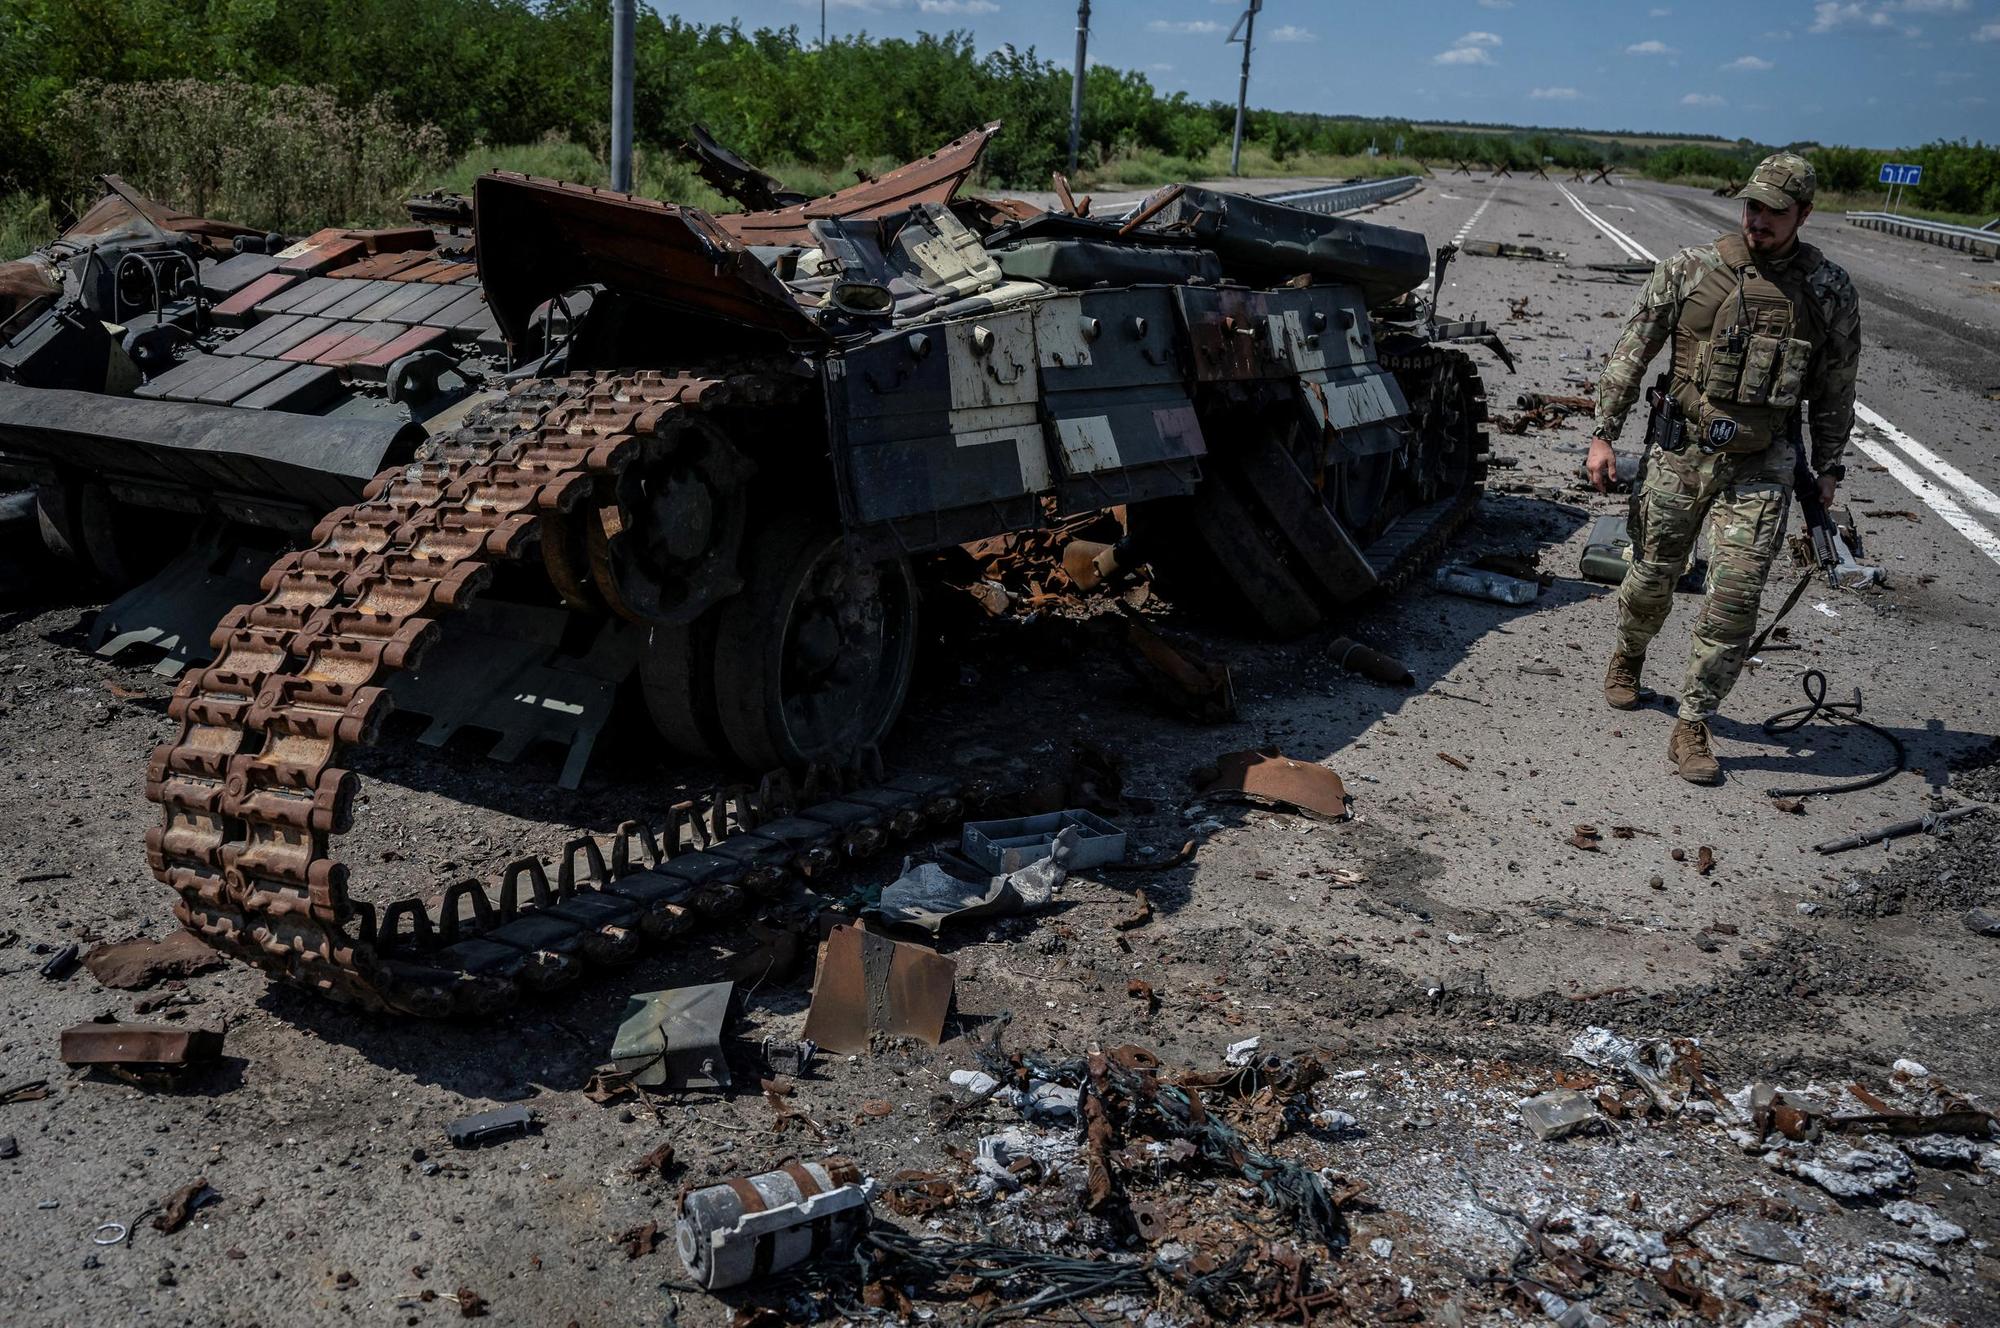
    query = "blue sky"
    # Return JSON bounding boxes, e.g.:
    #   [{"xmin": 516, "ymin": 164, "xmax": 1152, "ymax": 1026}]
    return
[{"xmin": 651, "ymin": 0, "xmax": 1998, "ymax": 146}]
